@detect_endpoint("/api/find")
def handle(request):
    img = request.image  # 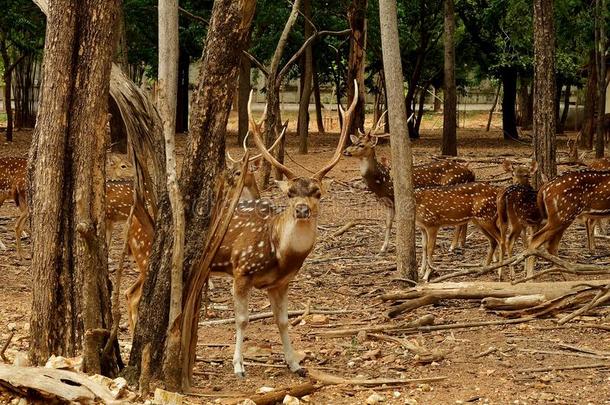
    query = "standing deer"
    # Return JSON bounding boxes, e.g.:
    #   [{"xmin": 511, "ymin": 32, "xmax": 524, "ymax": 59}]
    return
[
  {"xmin": 496, "ymin": 160, "xmax": 541, "ymax": 280},
  {"xmin": 125, "ymin": 85, "xmax": 359, "ymax": 377},
  {"xmin": 416, "ymin": 182, "xmax": 501, "ymax": 281},
  {"xmin": 343, "ymin": 119, "xmax": 474, "ymax": 252},
  {"xmin": 582, "ymin": 157, "xmax": 610, "ymax": 250},
  {"xmin": 526, "ymin": 169, "xmax": 610, "ymax": 276}
]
